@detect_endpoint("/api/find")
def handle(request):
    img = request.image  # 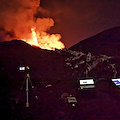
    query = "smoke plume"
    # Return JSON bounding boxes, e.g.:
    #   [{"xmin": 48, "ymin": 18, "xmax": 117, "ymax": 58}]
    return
[{"xmin": 0, "ymin": 0, "xmax": 65, "ymax": 50}]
